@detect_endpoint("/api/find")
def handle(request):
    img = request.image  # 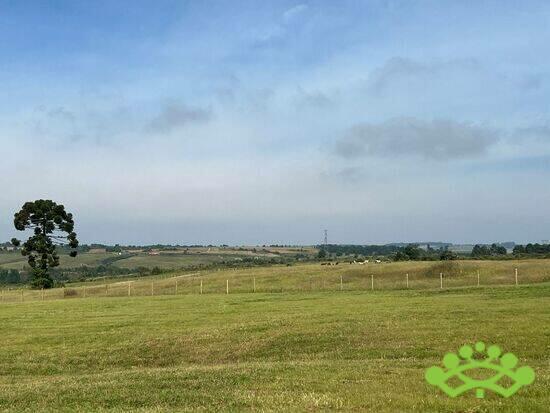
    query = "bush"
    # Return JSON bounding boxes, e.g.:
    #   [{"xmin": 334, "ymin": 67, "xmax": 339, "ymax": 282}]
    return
[
  {"xmin": 425, "ymin": 261, "xmax": 461, "ymax": 278},
  {"xmin": 63, "ymin": 288, "xmax": 78, "ymax": 297},
  {"xmin": 151, "ymin": 266, "xmax": 163, "ymax": 275}
]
